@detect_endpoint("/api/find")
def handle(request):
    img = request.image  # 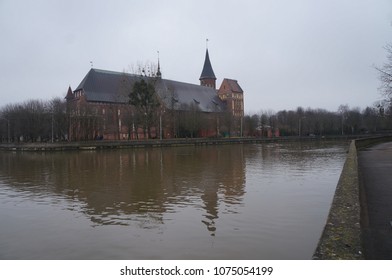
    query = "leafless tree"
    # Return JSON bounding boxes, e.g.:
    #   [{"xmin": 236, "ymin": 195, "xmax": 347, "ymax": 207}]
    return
[
  {"xmin": 127, "ymin": 61, "xmax": 159, "ymax": 78},
  {"xmin": 375, "ymin": 43, "xmax": 392, "ymax": 113}
]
